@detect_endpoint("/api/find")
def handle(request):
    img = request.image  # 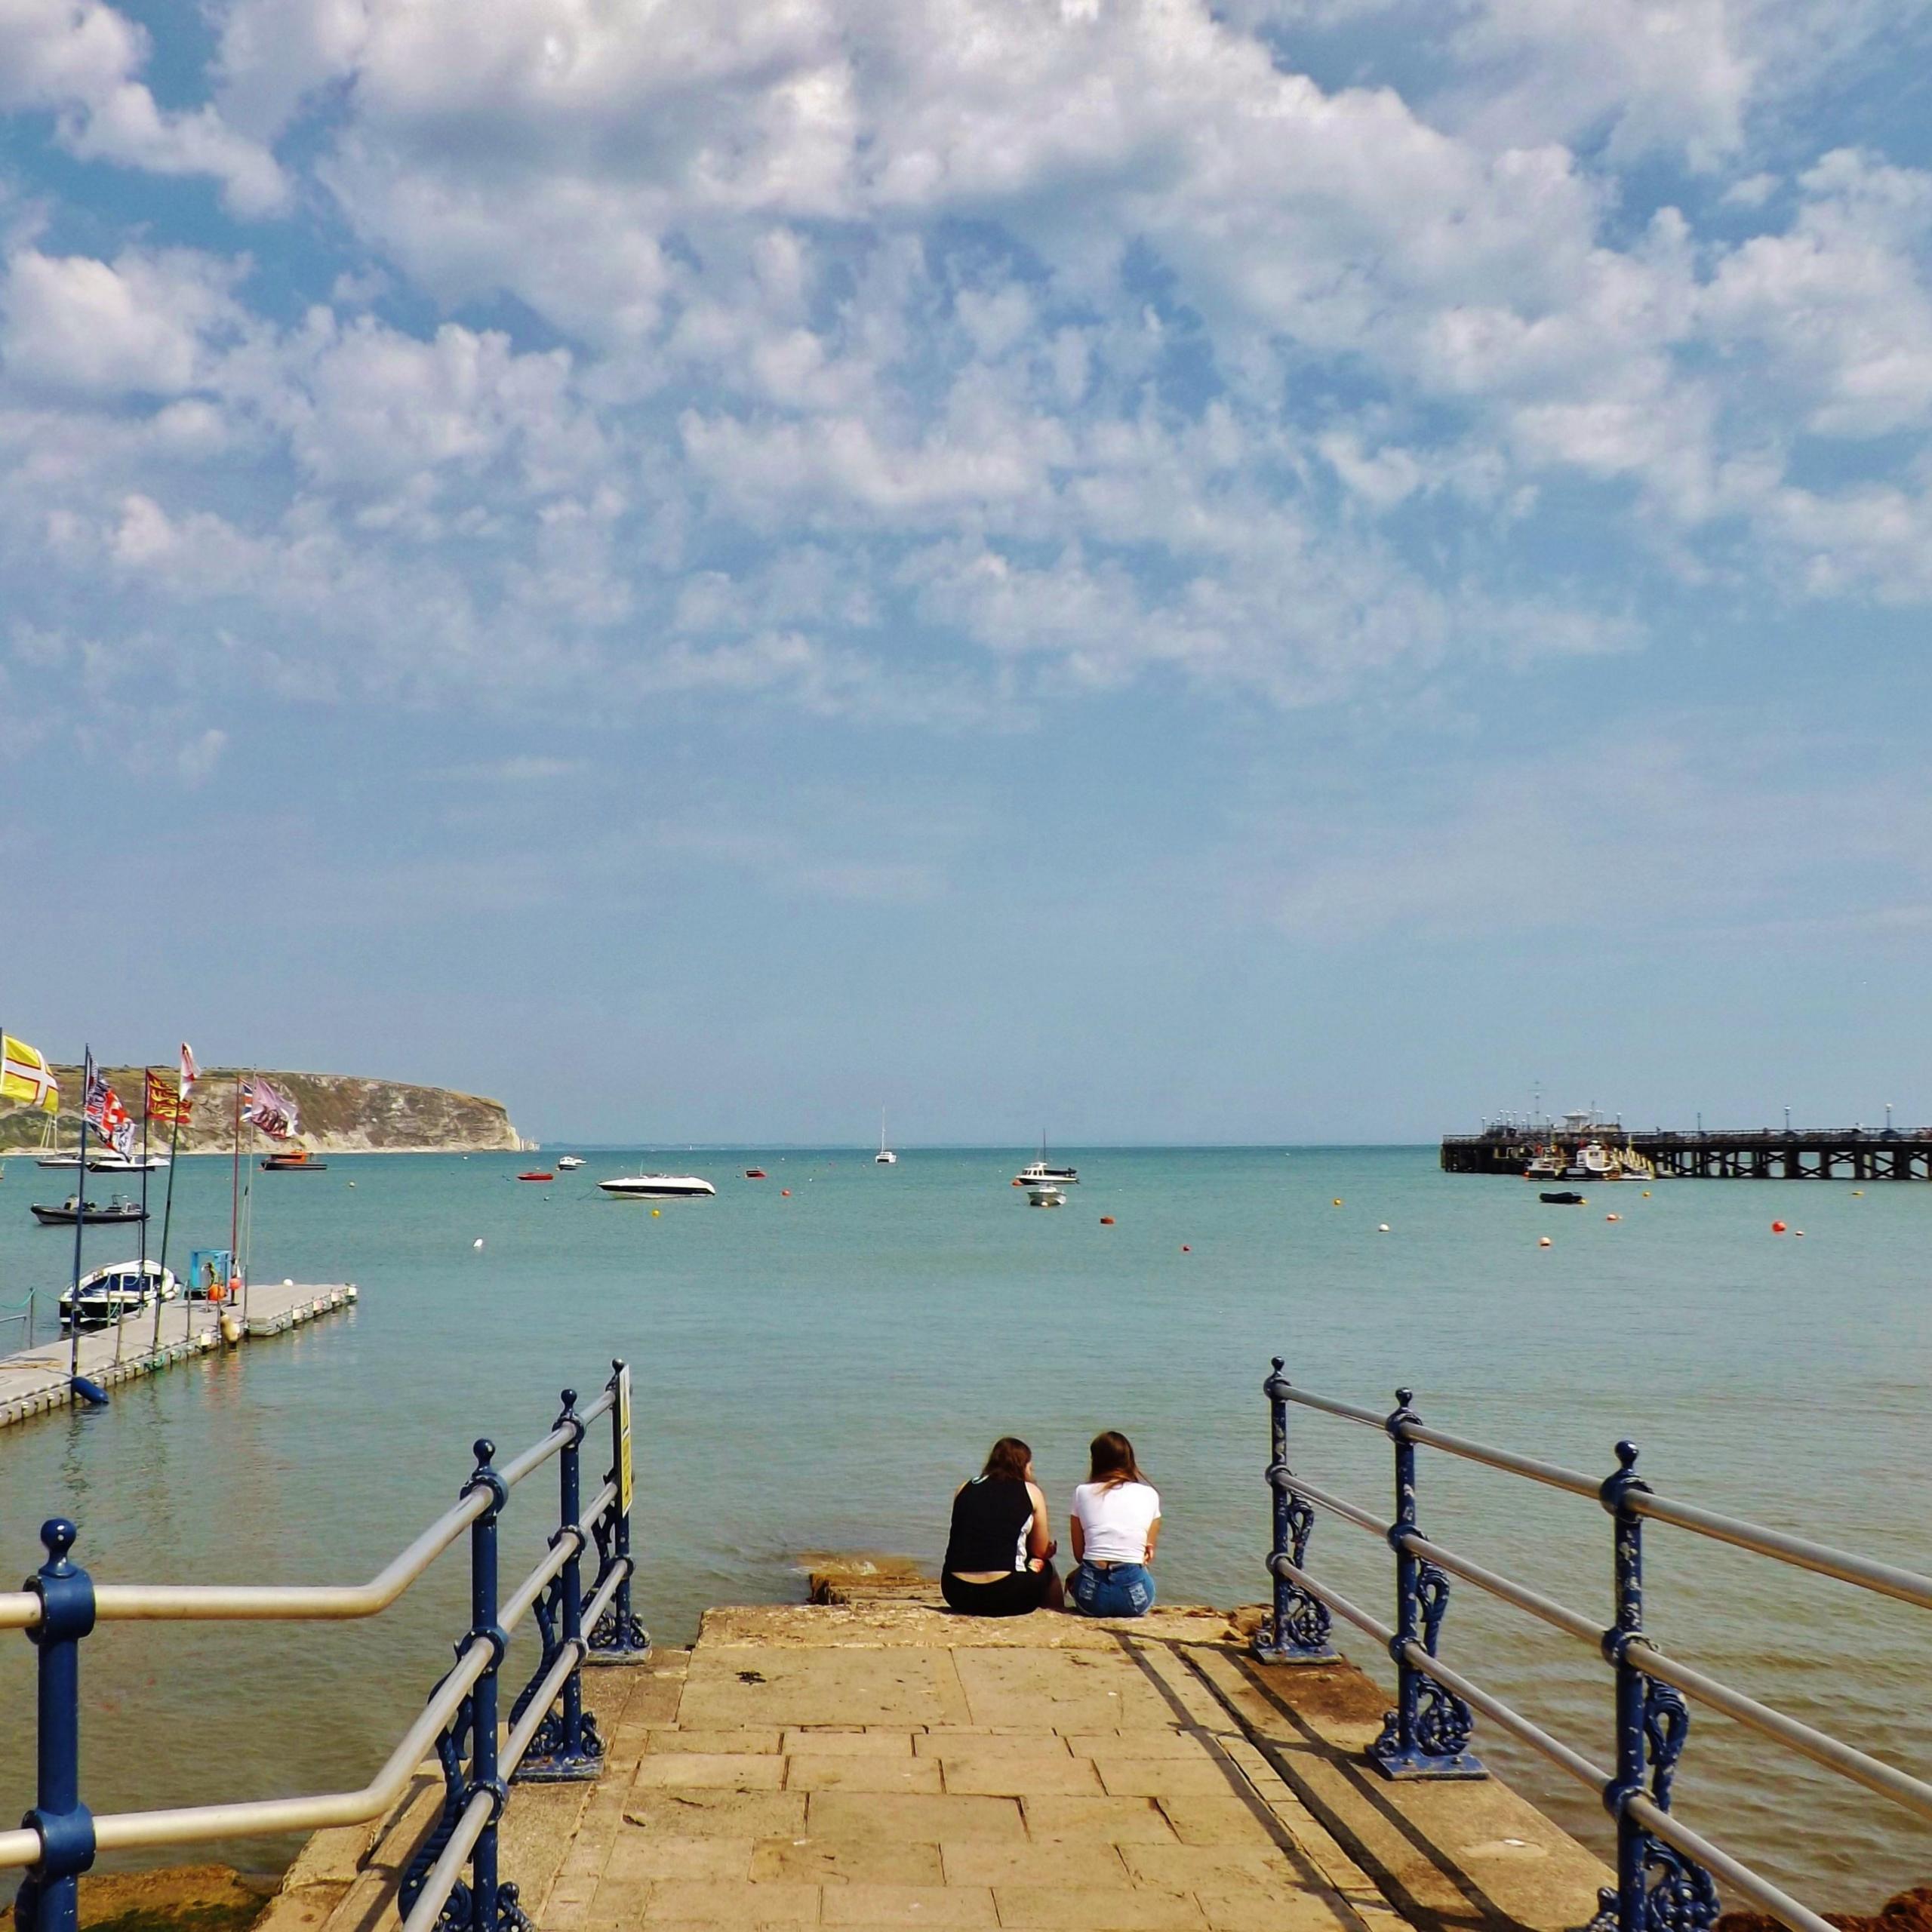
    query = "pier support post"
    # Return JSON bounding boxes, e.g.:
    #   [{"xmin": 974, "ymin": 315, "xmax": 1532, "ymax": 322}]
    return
[
  {"xmin": 463, "ymin": 1442, "xmax": 530, "ymax": 1932},
  {"xmin": 586, "ymin": 1359, "xmax": 649, "ymax": 1666},
  {"xmin": 1367, "ymin": 1392, "xmax": 1483, "ymax": 1780},
  {"xmin": 1253, "ymin": 1357, "xmax": 1336, "ymax": 1664},
  {"xmin": 1589, "ymin": 1443, "xmax": 1719, "ymax": 1932},
  {"xmin": 512, "ymin": 1392, "xmax": 605, "ymax": 1781},
  {"xmin": 15, "ymin": 1519, "xmax": 97, "ymax": 1932}
]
